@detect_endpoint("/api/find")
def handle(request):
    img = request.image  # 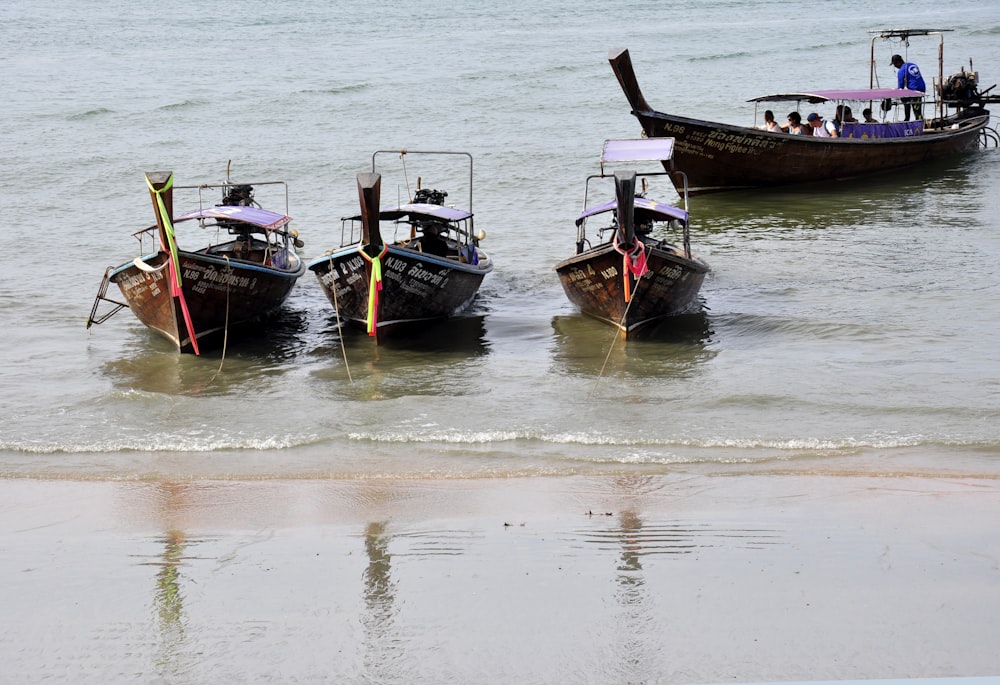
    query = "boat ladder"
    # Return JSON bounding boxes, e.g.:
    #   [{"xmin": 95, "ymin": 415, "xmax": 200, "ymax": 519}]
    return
[{"xmin": 86, "ymin": 266, "xmax": 128, "ymax": 328}]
